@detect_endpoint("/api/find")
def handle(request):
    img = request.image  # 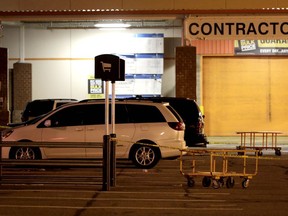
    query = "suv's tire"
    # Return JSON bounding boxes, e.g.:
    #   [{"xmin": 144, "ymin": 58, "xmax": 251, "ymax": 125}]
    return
[
  {"xmin": 9, "ymin": 146, "xmax": 42, "ymax": 160},
  {"xmin": 130, "ymin": 143, "xmax": 160, "ymax": 169}
]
